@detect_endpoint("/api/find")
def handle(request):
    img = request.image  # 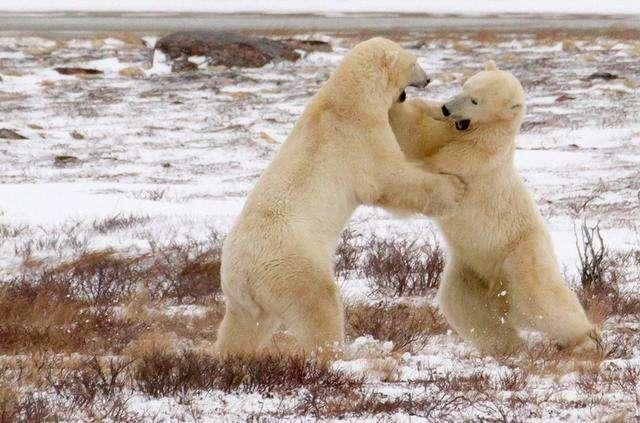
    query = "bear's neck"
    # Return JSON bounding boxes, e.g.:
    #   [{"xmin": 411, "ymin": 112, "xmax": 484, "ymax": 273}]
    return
[
  {"xmin": 315, "ymin": 70, "xmax": 392, "ymax": 124},
  {"xmin": 455, "ymin": 118, "xmax": 520, "ymax": 178},
  {"xmin": 466, "ymin": 118, "xmax": 521, "ymax": 152}
]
